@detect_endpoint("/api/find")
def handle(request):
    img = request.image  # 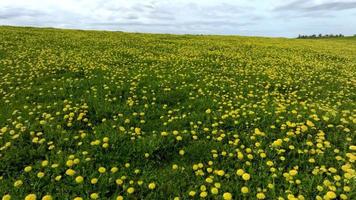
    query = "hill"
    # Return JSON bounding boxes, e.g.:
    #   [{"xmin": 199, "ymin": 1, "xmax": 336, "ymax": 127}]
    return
[{"xmin": 0, "ymin": 26, "xmax": 355, "ymax": 200}]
